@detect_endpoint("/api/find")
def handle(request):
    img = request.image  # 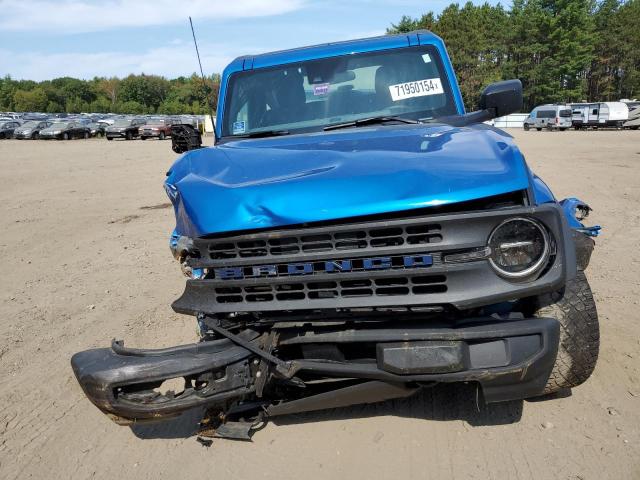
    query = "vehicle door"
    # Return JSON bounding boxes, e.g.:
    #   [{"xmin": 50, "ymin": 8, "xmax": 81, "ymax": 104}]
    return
[
  {"xmin": 559, "ymin": 108, "xmax": 572, "ymax": 128},
  {"xmin": 525, "ymin": 108, "xmax": 537, "ymax": 127},
  {"xmin": 536, "ymin": 110, "xmax": 553, "ymax": 128},
  {"xmin": 587, "ymin": 105, "xmax": 599, "ymax": 124}
]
